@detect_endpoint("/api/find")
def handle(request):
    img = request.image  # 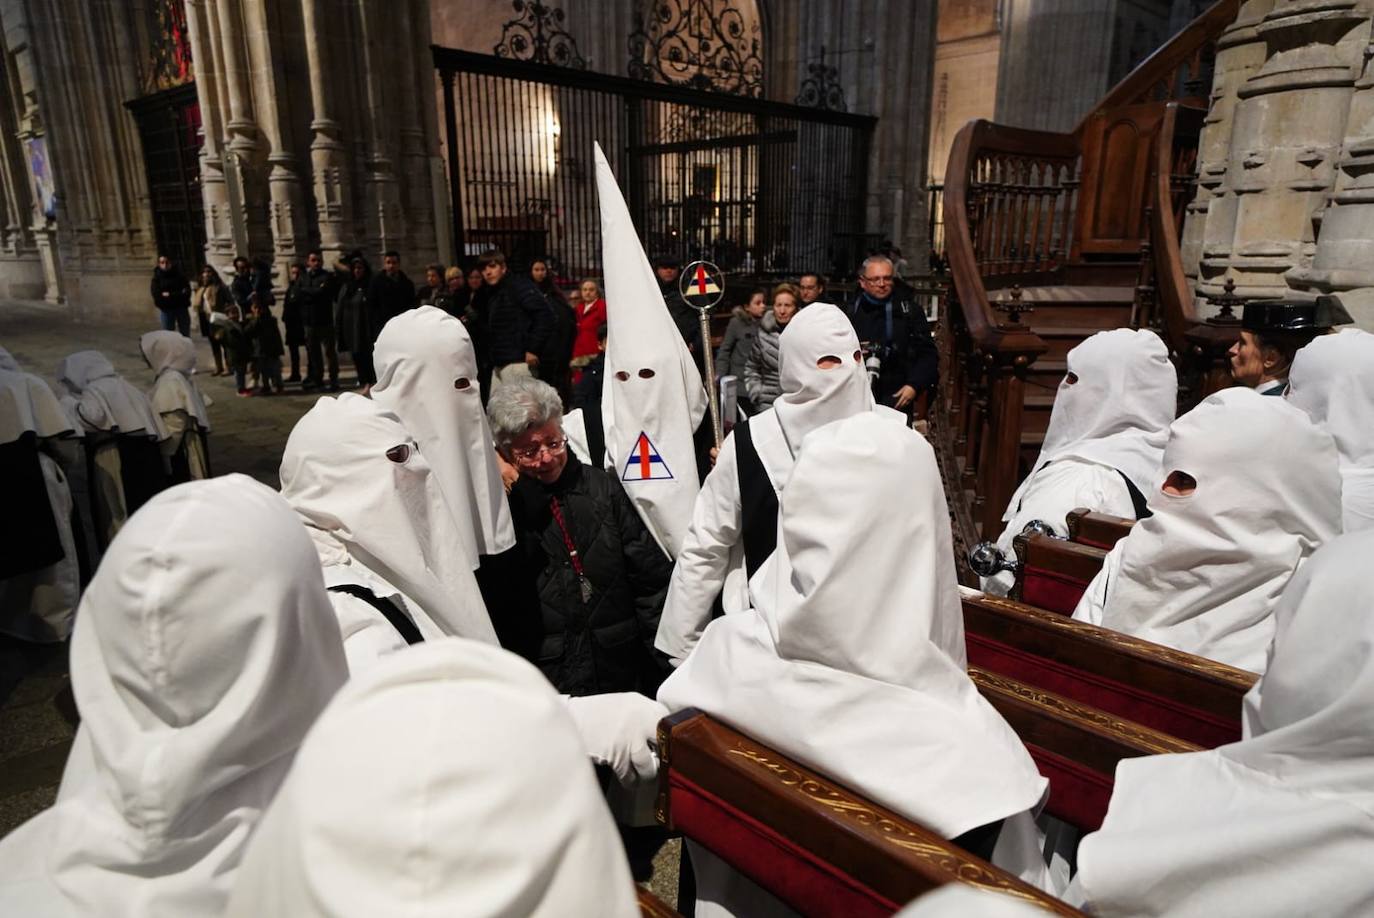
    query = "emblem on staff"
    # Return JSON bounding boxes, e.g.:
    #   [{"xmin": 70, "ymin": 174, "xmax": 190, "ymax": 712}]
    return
[{"xmin": 680, "ymin": 260, "xmax": 726, "ymax": 448}]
